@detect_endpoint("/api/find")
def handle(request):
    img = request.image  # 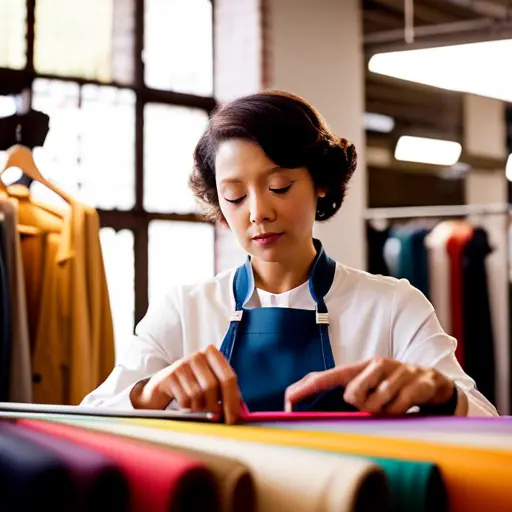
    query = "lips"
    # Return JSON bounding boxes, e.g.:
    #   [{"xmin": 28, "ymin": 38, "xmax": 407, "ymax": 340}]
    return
[{"xmin": 253, "ymin": 232, "xmax": 281, "ymax": 240}]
